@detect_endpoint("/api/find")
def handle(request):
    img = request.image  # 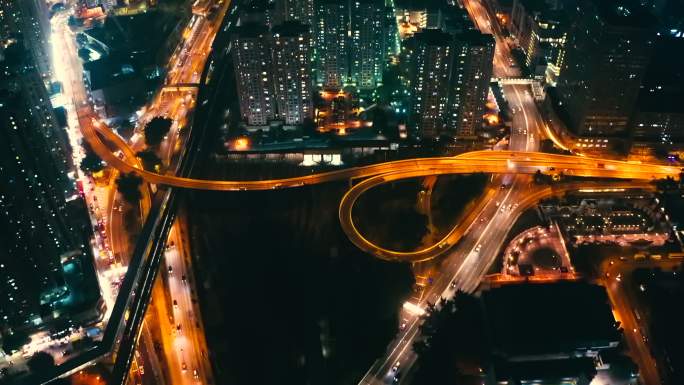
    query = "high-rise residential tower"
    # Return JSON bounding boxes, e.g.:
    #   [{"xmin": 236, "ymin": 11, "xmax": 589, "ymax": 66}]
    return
[
  {"xmin": 0, "ymin": 51, "xmax": 84, "ymax": 330},
  {"xmin": 350, "ymin": 0, "xmax": 385, "ymax": 90},
  {"xmin": 272, "ymin": 21, "xmax": 313, "ymax": 125},
  {"xmin": 231, "ymin": 23, "xmax": 276, "ymax": 126},
  {"xmin": 555, "ymin": 0, "xmax": 655, "ymax": 137},
  {"xmin": 448, "ymin": 31, "xmax": 494, "ymax": 137},
  {"xmin": 274, "ymin": 0, "xmax": 315, "ymax": 27},
  {"xmin": 408, "ymin": 28, "xmax": 494, "ymax": 139},
  {"xmin": 314, "ymin": 0, "xmax": 348, "ymax": 88},
  {"xmin": 383, "ymin": 2, "xmax": 400, "ymax": 59},
  {"xmin": 408, "ymin": 29, "xmax": 453, "ymax": 138},
  {"xmin": 0, "ymin": 0, "xmax": 52, "ymax": 77}
]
